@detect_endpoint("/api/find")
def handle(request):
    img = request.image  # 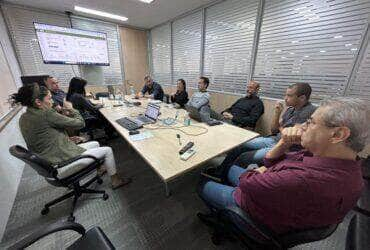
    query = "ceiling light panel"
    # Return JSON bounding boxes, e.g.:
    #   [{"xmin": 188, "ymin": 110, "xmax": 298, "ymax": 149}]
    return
[{"xmin": 74, "ymin": 6, "xmax": 128, "ymax": 21}]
